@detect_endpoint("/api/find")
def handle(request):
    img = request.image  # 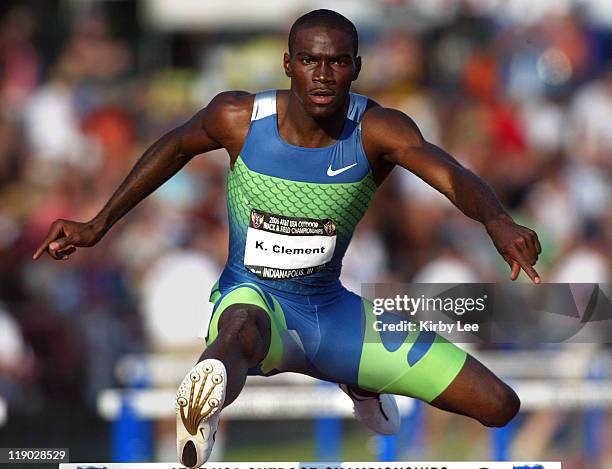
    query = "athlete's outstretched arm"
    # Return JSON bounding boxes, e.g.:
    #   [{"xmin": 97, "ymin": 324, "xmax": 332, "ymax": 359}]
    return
[
  {"xmin": 33, "ymin": 91, "xmax": 251, "ymax": 261},
  {"xmin": 363, "ymin": 107, "xmax": 541, "ymax": 283}
]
